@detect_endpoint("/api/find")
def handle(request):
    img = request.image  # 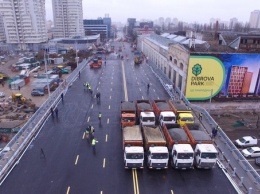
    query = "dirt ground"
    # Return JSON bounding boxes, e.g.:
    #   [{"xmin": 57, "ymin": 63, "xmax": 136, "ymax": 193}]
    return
[
  {"xmin": 211, "ymin": 111, "xmax": 260, "ymax": 141},
  {"xmin": 193, "ymin": 102, "xmax": 260, "ymax": 141}
]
